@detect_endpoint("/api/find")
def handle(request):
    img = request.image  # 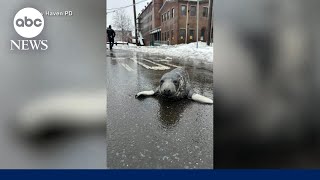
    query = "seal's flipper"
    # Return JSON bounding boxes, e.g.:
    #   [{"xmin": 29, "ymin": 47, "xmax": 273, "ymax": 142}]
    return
[
  {"xmin": 187, "ymin": 89, "xmax": 213, "ymax": 104},
  {"xmin": 189, "ymin": 92, "xmax": 213, "ymax": 104},
  {"xmin": 135, "ymin": 87, "xmax": 159, "ymax": 98},
  {"xmin": 135, "ymin": 90, "xmax": 156, "ymax": 98}
]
